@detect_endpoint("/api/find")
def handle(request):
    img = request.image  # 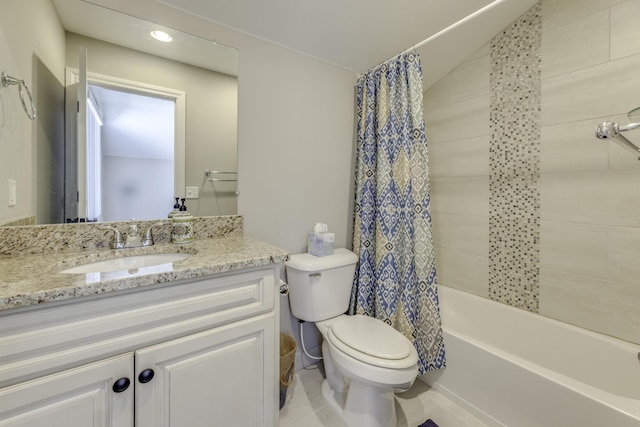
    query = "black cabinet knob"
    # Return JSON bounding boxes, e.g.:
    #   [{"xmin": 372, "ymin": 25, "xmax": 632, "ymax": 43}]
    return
[
  {"xmin": 138, "ymin": 368, "xmax": 155, "ymax": 384},
  {"xmin": 112, "ymin": 377, "xmax": 130, "ymax": 393}
]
